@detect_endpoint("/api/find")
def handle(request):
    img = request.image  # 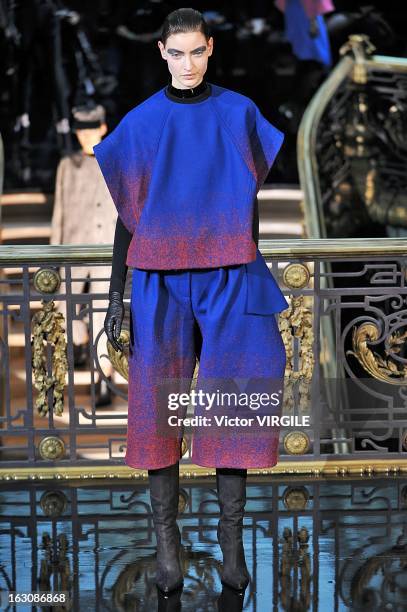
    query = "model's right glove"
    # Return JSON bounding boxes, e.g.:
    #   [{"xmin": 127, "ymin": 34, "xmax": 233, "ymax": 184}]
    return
[{"xmin": 105, "ymin": 291, "xmax": 125, "ymax": 352}]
